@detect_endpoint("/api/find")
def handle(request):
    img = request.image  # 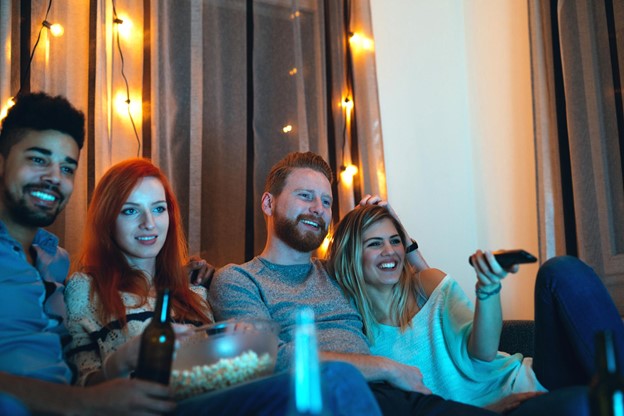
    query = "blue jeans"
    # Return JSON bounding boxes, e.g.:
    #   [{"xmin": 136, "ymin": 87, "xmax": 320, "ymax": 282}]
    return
[
  {"xmin": 508, "ymin": 386, "xmax": 589, "ymax": 416},
  {"xmin": 176, "ymin": 361, "xmax": 382, "ymax": 415},
  {"xmin": 533, "ymin": 256, "xmax": 624, "ymax": 390},
  {"xmin": 0, "ymin": 392, "xmax": 29, "ymax": 416},
  {"xmin": 368, "ymin": 382, "xmax": 498, "ymax": 416}
]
